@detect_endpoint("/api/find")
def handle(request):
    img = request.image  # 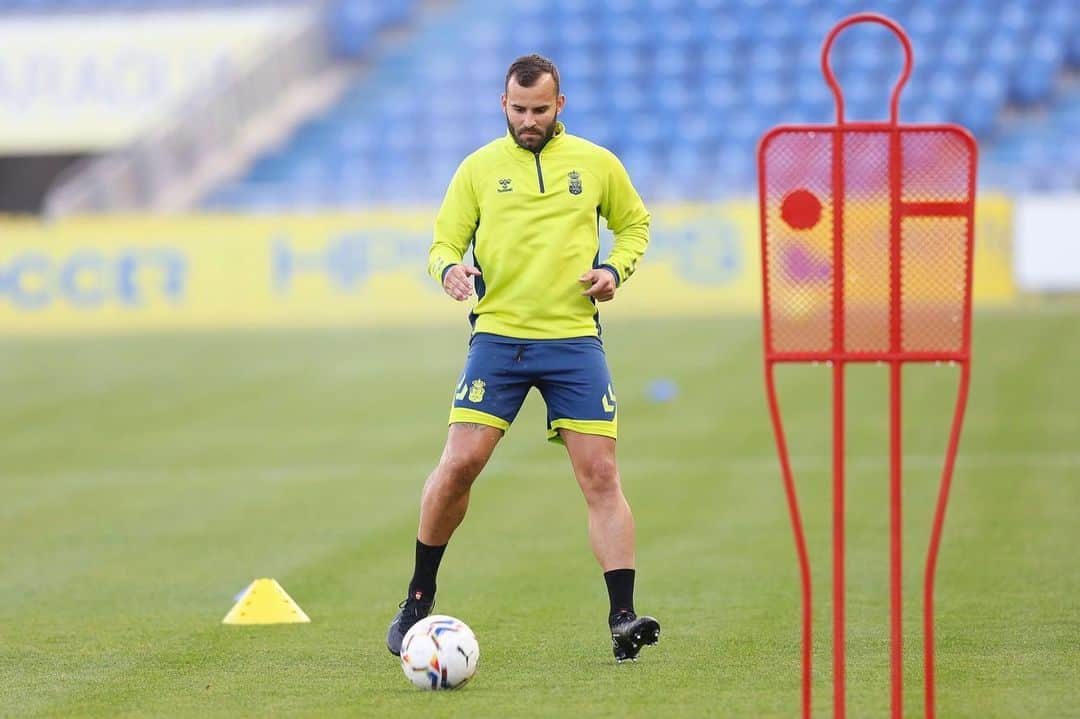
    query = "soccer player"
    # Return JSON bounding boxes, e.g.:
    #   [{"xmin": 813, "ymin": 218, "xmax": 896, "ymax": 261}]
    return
[{"xmin": 386, "ymin": 54, "xmax": 660, "ymax": 663}]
